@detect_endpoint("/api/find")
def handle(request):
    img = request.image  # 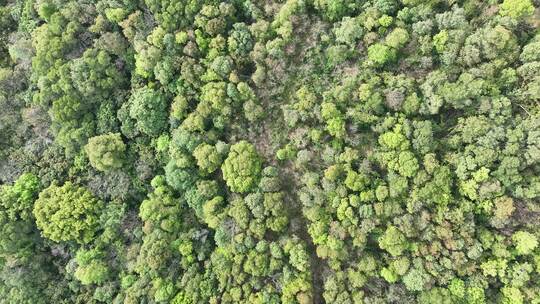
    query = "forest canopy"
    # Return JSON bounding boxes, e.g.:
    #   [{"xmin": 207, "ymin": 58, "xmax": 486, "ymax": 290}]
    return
[{"xmin": 0, "ymin": 0, "xmax": 540, "ymax": 303}]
